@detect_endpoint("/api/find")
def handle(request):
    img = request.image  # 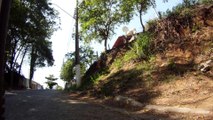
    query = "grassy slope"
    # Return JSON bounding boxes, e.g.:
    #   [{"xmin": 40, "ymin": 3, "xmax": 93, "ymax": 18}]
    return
[{"xmin": 81, "ymin": 3, "xmax": 213, "ymax": 110}]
